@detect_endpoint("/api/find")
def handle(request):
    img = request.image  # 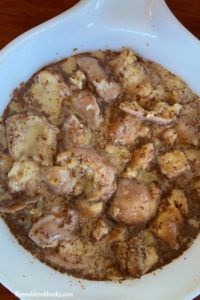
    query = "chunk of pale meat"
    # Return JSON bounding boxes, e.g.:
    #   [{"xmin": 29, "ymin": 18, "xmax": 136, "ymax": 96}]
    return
[
  {"xmin": 108, "ymin": 114, "xmax": 142, "ymax": 146},
  {"xmin": 109, "ymin": 179, "xmax": 159, "ymax": 224},
  {"xmin": 23, "ymin": 69, "xmax": 70, "ymax": 125},
  {"xmin": 157, "ymin": 150, "xmax": 190, "ymax": 178},
  {"xmin": 124, "ymin": 143, "xmax": 154, "ymax": 178},
  {"xmin": 29, "ymin": 210, "xmax": 78, "ymax": 248},
  {"xmin": 6, "ymin": 113, "xmax": 59, "ymax": 166},
  {"xmin": 120, "ymin": 101, "xmax": 181, "ymax": 125},
  {"xmin": 62, "ymin": 115, "xmax": 92, "ymax": 148},
  {"xmin": 45, "ymin": 238, "xmax": 94, "ymax": 271},
  {"xmin": 73, "ymin": 90, "xmax": 102, "ymax": 129},
  {"xmin": 77, "ymin": 56, "xmax": 121, "ymax": 102},
  {"xmin": 57, "ymin": 148, "xmax": 117, "ymax": 202},
  {"xmin": 44, "ymin": 166, "xmax": 77, "ymax": 196},
  {"xmin": 8, "ymin": 161, "xmax": 40, "ymax": 193}
]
